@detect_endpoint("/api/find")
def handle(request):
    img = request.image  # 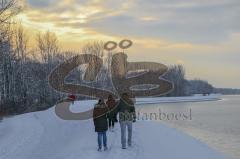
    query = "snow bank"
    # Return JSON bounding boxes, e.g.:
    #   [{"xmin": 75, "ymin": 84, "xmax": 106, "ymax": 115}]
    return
[
  {"xmin": 0, "ymin": 99, "xmax": 227, "ymax": 159},
  {"xmin": 136, "ymin": 94, "xmax": 221, "ymax": 105},
  {"xmin": 69, "ymin": 94, "xmax": 222, "ymax": 113}
]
